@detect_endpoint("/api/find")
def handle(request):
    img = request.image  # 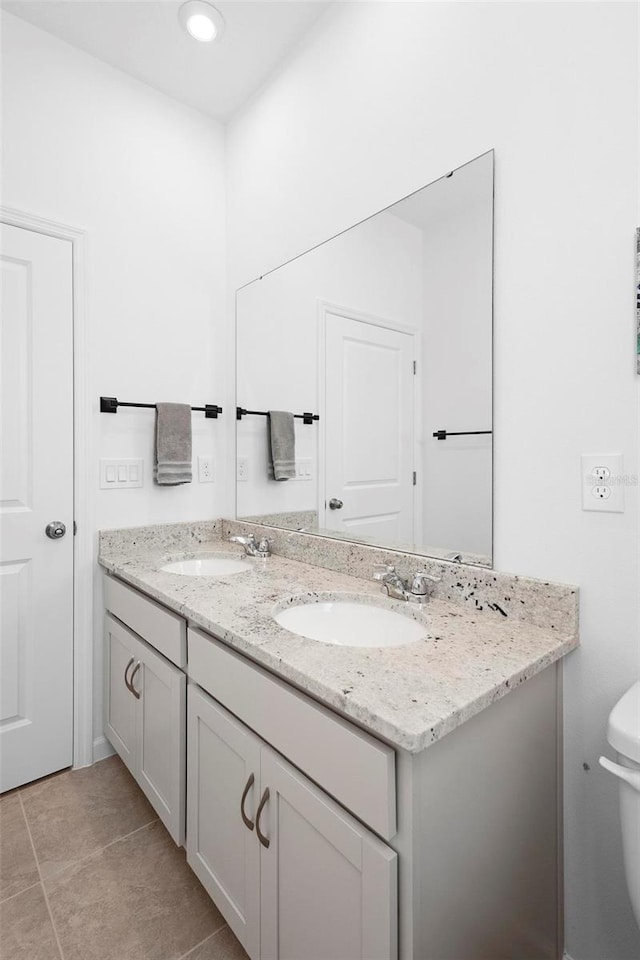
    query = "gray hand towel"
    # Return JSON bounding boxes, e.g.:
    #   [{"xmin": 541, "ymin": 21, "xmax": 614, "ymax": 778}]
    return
[
  {"xmin": 268, "ymin": 411, "xmax": 295, "ymax": 481},
  {"xmin": 154, "ymin": 402, "xmax": 192, "ymax": 485}
]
